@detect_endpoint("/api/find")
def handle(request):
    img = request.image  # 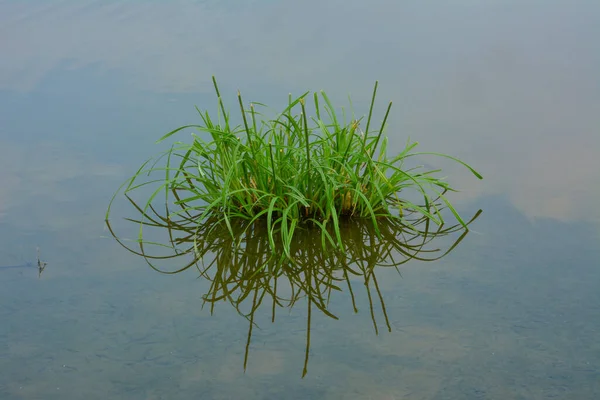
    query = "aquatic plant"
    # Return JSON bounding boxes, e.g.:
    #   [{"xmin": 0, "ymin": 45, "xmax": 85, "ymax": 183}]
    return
[{"xmin": 106, "ymin": 77, "xmax": 482, "ymax": 258}]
